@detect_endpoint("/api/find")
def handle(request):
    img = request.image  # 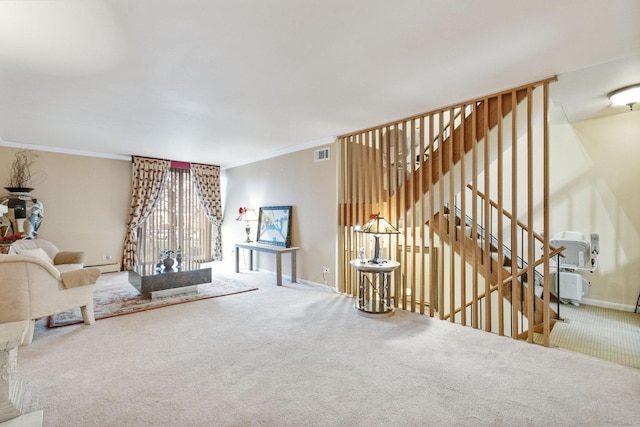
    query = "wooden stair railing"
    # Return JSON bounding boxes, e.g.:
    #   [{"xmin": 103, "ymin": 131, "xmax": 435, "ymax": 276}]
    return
[
  {"xmin": 338, "ymin": 89, "xmax": 529, "ymax": 227},
  {"xmin": 432, "ymin": 206, "xmax": 559, "ymax": 337},
  {"xmin": 338, "ymin": 78, "xmax": 556, "ymax": 345},
  {"xmin": 402, "ymin": 89, "xmax": 528, "ymax": 211}
]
